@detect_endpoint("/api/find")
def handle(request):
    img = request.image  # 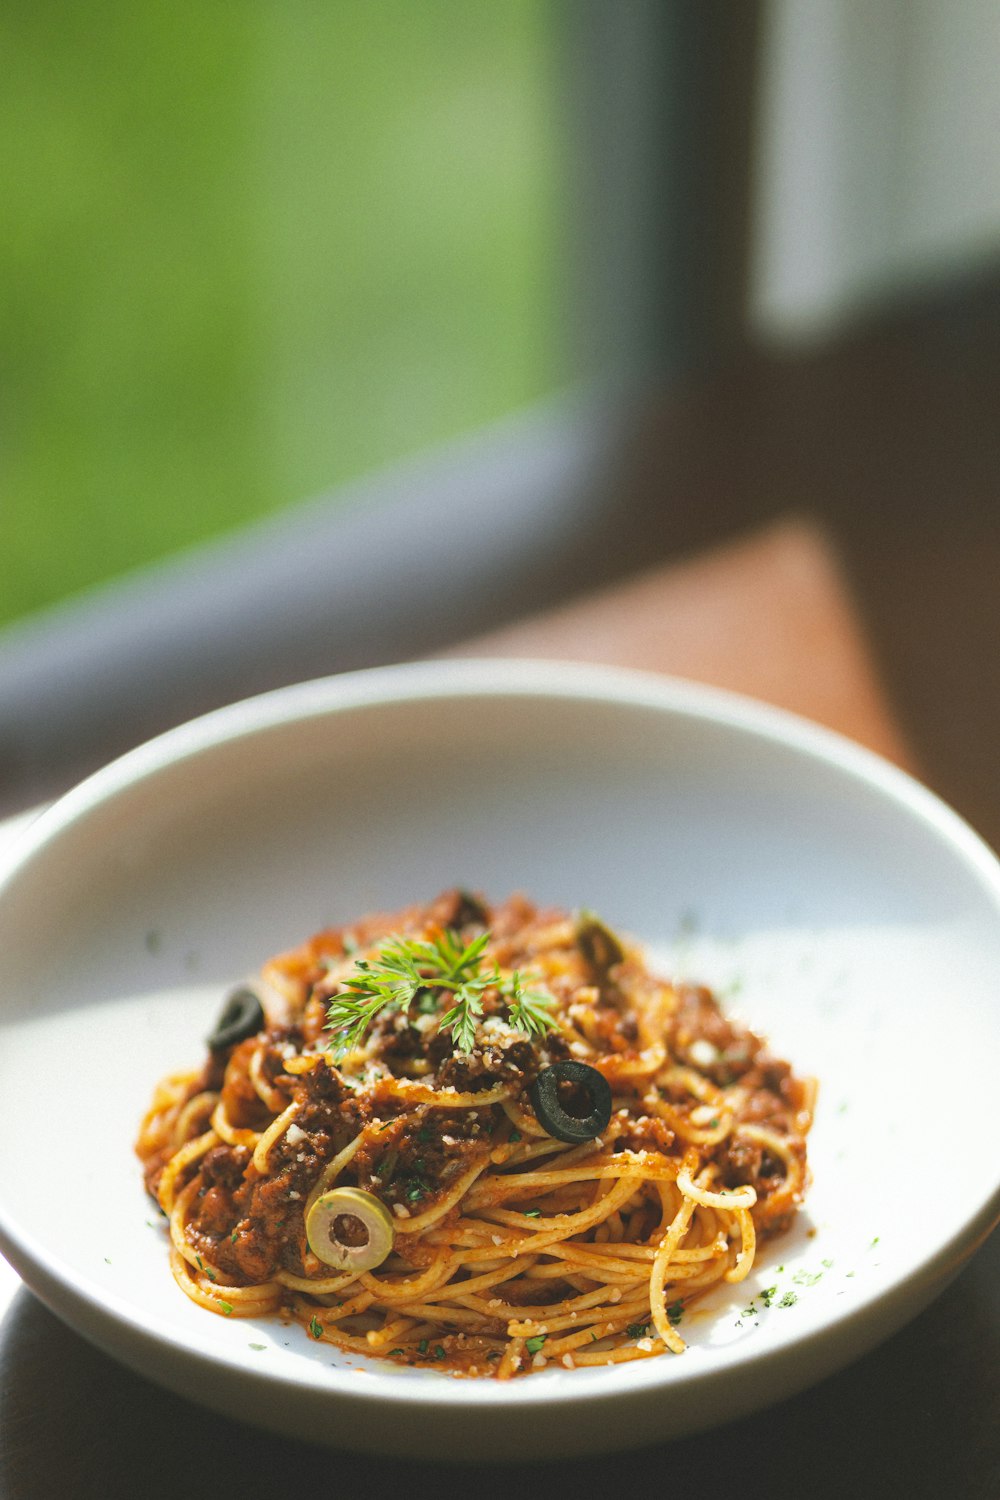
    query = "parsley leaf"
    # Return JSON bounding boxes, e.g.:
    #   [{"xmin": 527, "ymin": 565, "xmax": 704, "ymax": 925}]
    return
[
  {"xmin": 506, "ymin": 971, "xmax": 557, "ymax": 1042},
  {"xmin": 323, "ymin": 927, "xmax": 557, "ymax": 1056},
  {"xmin": 524, "ymin": 1334, "xmax": 547, "ymax": 1355}
]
